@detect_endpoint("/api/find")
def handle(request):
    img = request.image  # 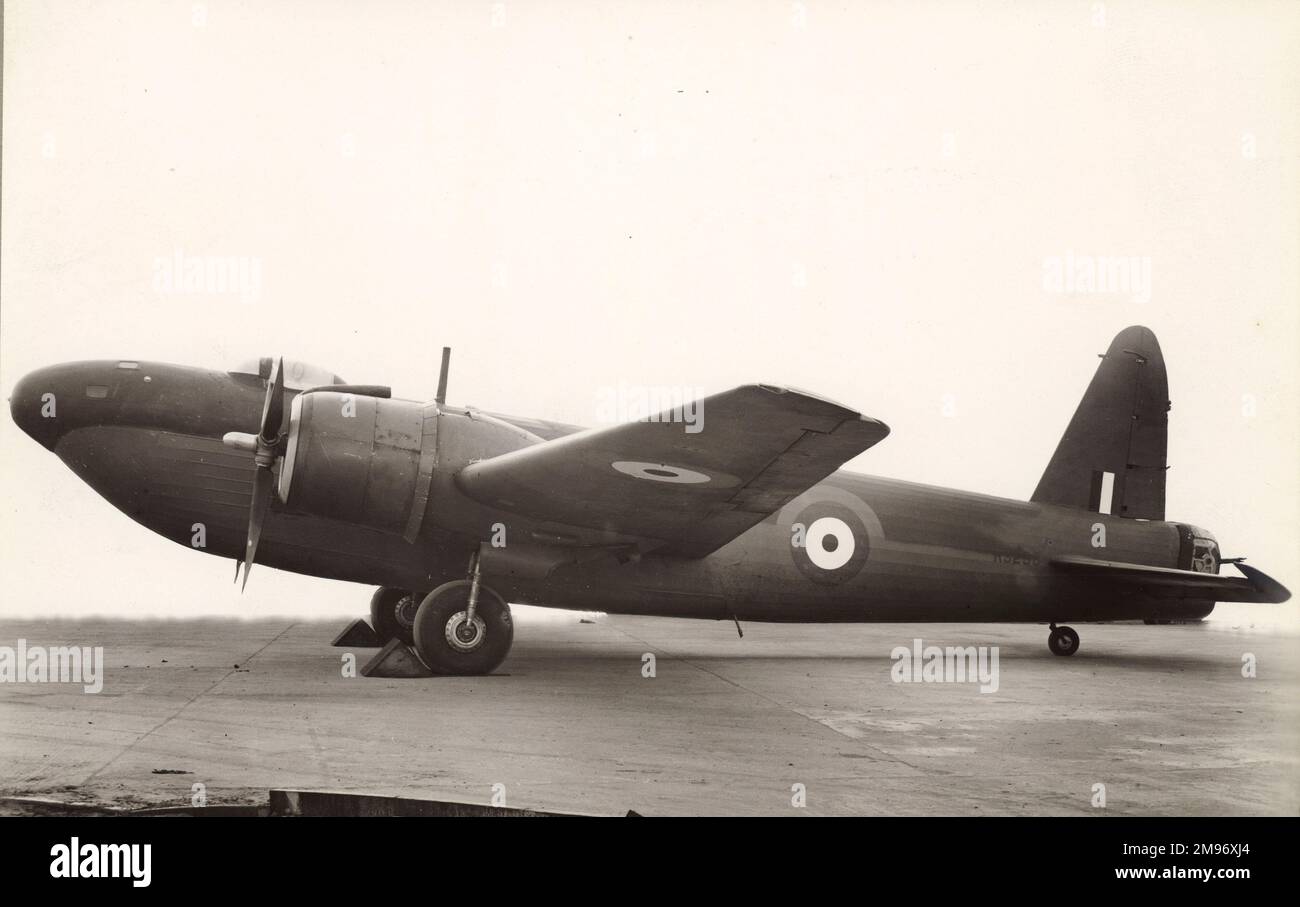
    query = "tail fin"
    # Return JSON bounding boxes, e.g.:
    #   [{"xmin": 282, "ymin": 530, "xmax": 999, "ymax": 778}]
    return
[{"xmin": 1031, "ymin": 325, "xmax": 1169, "ymax": 520}]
